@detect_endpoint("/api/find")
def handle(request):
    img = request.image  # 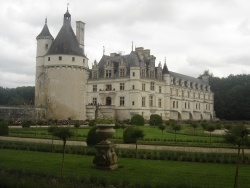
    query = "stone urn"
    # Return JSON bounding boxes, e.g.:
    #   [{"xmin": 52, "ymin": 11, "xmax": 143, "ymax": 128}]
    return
[
  {"xmin": 93, "ymin": 124, "xmax": 118, "ymax": 170},
  {"xmin": 95, "ymin": 124, "xmax": 115, "ymax": 144}
]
